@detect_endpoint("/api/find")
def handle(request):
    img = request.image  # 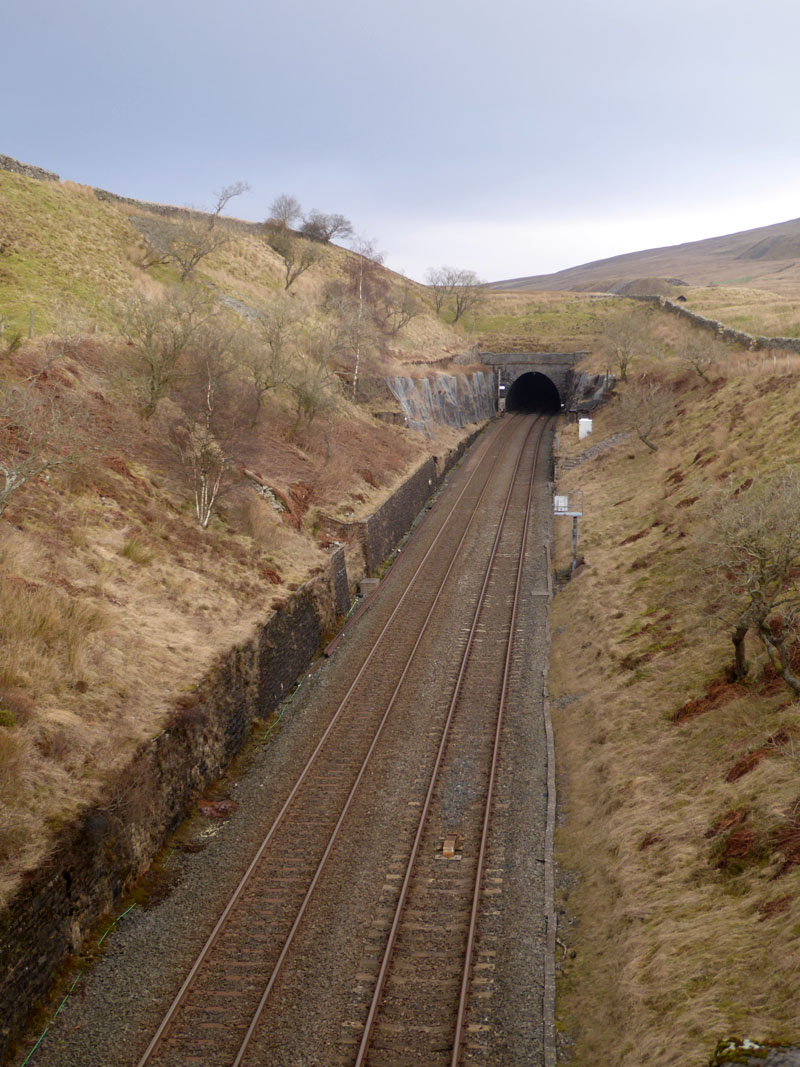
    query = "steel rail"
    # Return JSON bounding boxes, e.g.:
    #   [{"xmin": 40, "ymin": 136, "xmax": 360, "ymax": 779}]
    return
[
  {"xmin": 450, "ymin": 416, "xmax": 551, "ymax": 1065},
  {"xmin": 135, "ymin": 416, "xmax": 523, "ymax": 1067},
  {"xmin": 229, "ymin": 416, "xmax": 536, "ymax": 1066},
  {"xmin": 354, "ymin": 415, "xmax": 546, "ymax": 1066}
]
